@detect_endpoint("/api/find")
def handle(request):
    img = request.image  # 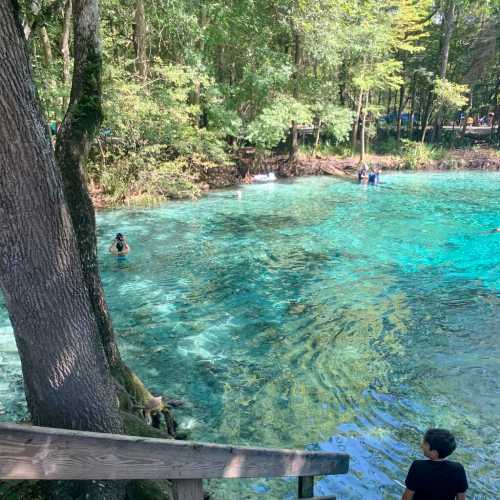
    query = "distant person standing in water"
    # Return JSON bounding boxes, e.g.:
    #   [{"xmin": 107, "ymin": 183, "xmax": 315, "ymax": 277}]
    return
[
  {"xmin": 401, "ymin": 428, "xmax": 468, "ymax": 500},
  {"xmin": 368, "ymin": 168, "xmax": 377, "ymax": 185},
  {"xmin": 109, "ymin": 233, "xmax": 129, "ymax": 257},
  {"xmin": 358, "ymin": 164, "xmax": 368, "ymax": 183}
]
